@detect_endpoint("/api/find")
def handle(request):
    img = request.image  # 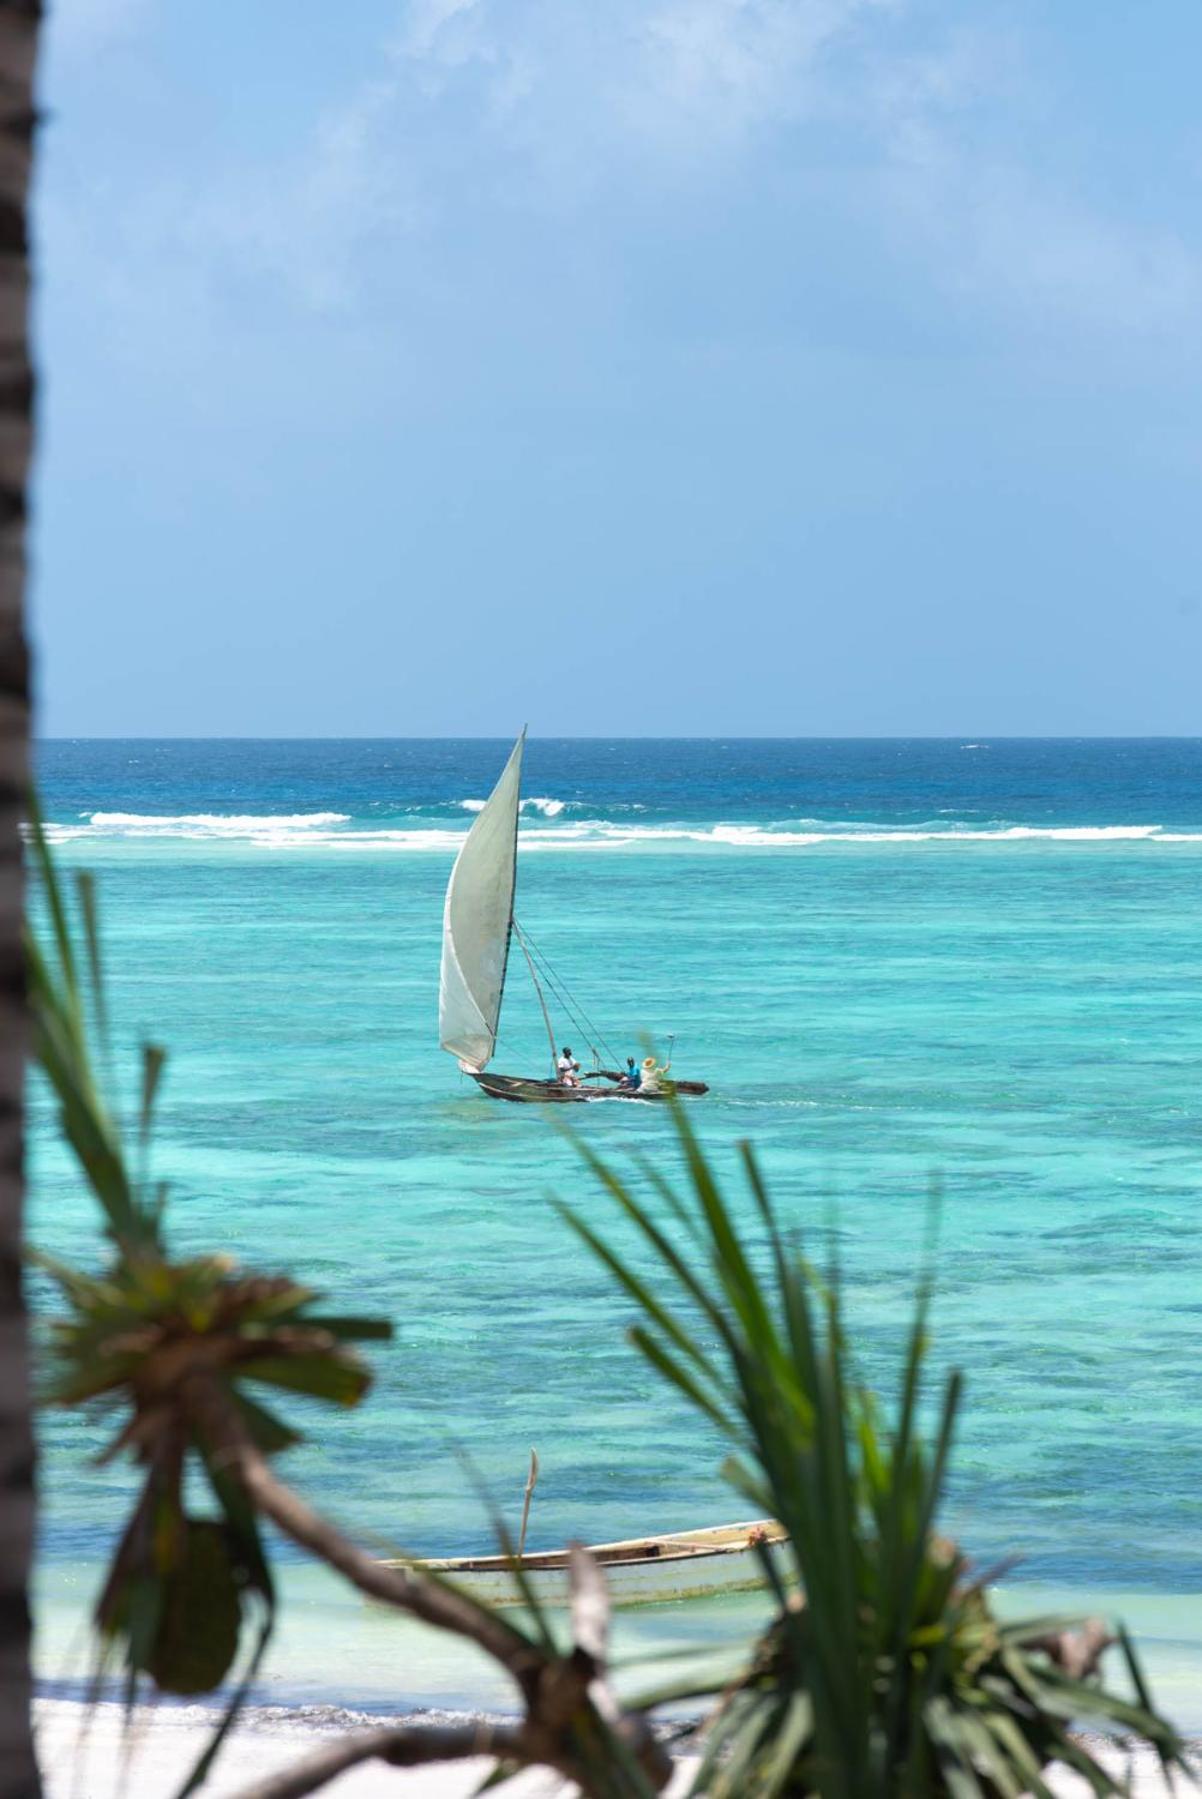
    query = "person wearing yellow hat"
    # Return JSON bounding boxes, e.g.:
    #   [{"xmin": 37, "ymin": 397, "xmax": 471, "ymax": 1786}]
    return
[{"xmin": 639, "ymin": 1052, "xmax": 672, "ymax": 1096}]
